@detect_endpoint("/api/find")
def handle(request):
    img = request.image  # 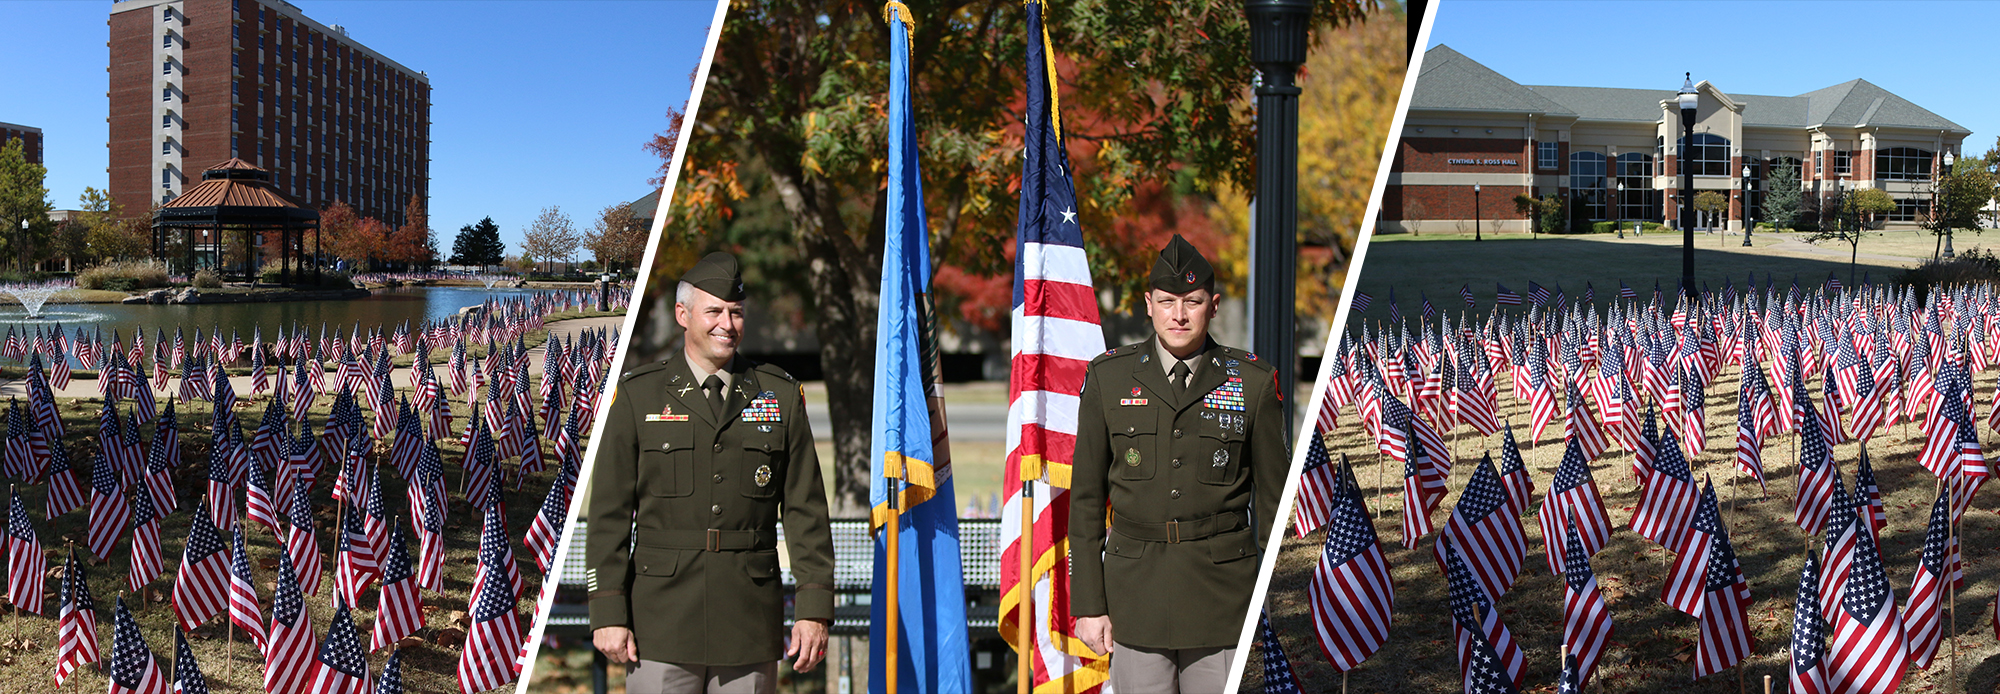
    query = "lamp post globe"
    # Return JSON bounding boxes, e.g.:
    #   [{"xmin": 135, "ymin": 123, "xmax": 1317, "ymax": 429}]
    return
[
  {"xmin": 1741, "ymin": 164, "xmax": 1754, "ymax": 246},
  {"xmin": 1678, "ymin": 73, "xmax": 1698, "ymax": 299}
]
